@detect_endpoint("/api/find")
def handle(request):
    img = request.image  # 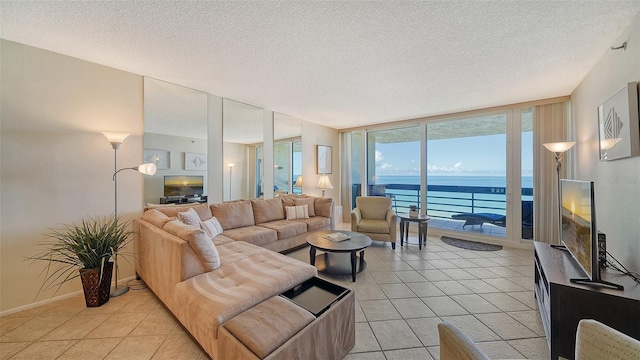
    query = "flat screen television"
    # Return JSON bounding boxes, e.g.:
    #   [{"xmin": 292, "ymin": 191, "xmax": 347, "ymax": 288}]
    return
[
  {"xmin": 164, "ymin": 175, "xmax": 204, "ymax": 197},
  {"xmin": 560, "ymin": 179, "xmax": 622, "ymax": 289}
]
